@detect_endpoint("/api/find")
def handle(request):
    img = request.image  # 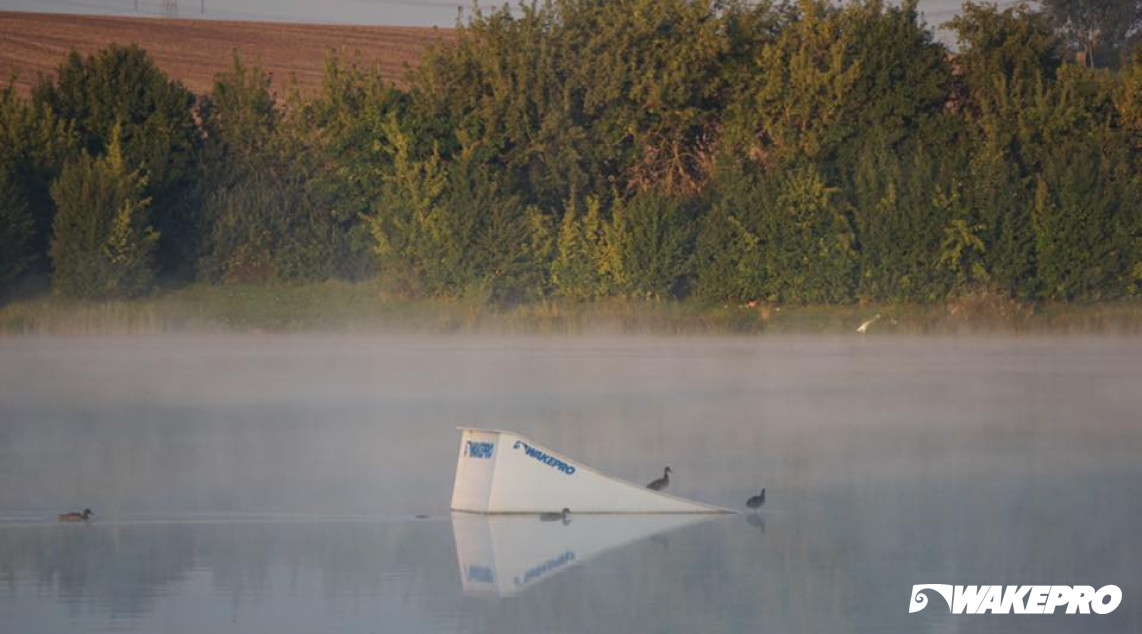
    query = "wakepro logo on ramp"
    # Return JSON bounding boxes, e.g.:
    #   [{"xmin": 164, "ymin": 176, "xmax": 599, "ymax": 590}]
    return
[
  {"xmin": 513, "ymin": 440, "xmax": 577, "ymax": 475},
  {"xmin": 909, "ymin": 584, "xmax": 1122, "ymax": 615}
]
